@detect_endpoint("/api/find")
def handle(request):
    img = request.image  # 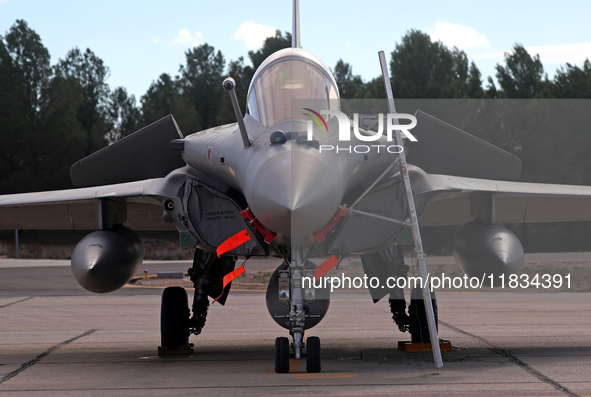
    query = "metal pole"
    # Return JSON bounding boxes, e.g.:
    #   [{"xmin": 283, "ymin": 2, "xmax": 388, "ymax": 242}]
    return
[
  {"xmin": 222, "ymin": 77, "xmax": 250, "ymax": 148},
  {"xmin": 15, "ymin": 229, "xmax": 19, "ymax": 259},
  {"xmin": 378, "ymin": 50, "xmax": 443, "ymax": 368}
]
